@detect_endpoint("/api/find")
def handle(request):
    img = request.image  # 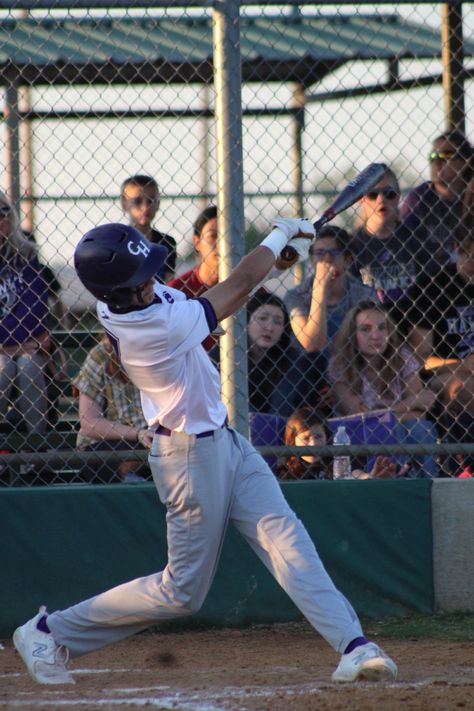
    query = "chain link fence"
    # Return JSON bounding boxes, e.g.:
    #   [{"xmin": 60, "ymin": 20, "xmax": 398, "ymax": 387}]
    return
[{"xmin": 0, "ymin": 1, "xmax": 473, "ymax": 485}]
